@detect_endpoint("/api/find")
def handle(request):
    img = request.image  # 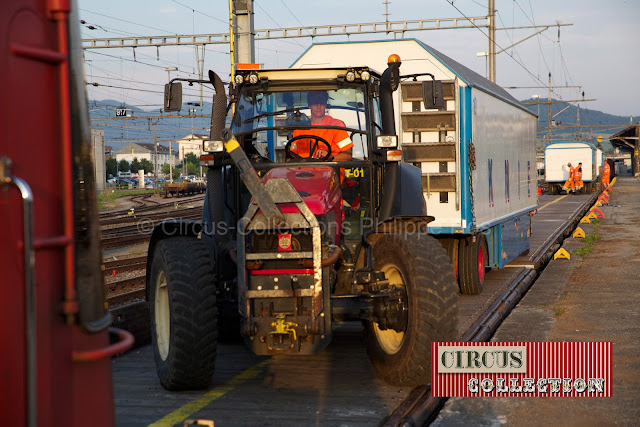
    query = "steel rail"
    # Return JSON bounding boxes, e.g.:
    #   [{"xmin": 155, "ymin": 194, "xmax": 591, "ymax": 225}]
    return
[
  {"xmin": 101, "ymin": 234, "xmax": 151, "ymax": 249},
  {"xmin": 101, "ymin": 210, "xmax": 200, "ymax": 232},
  {"xmin": 104, "ymin": 261, "xmax": 147, "ymax": 275},
  {"xmin": 103, "ymin": 256, "xmax": 147, "ymax": 270},
  {"xmin": 99, "ymin": 206, "xmax": 203, "ymax": 225},
  {"xmin": 105, "ymin": 275, "xmax": 146, "ymax": 309},
  {"xmin": 98, "ymin": 194, "xmax": 205, "ymax": 219},
  {"xmin": 107, "ymin": 289, "xmax": 146, "ymax": 307},
  {"xmin": 101, "ymin": 214, "xmax": 201, "ymax": 237}
]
